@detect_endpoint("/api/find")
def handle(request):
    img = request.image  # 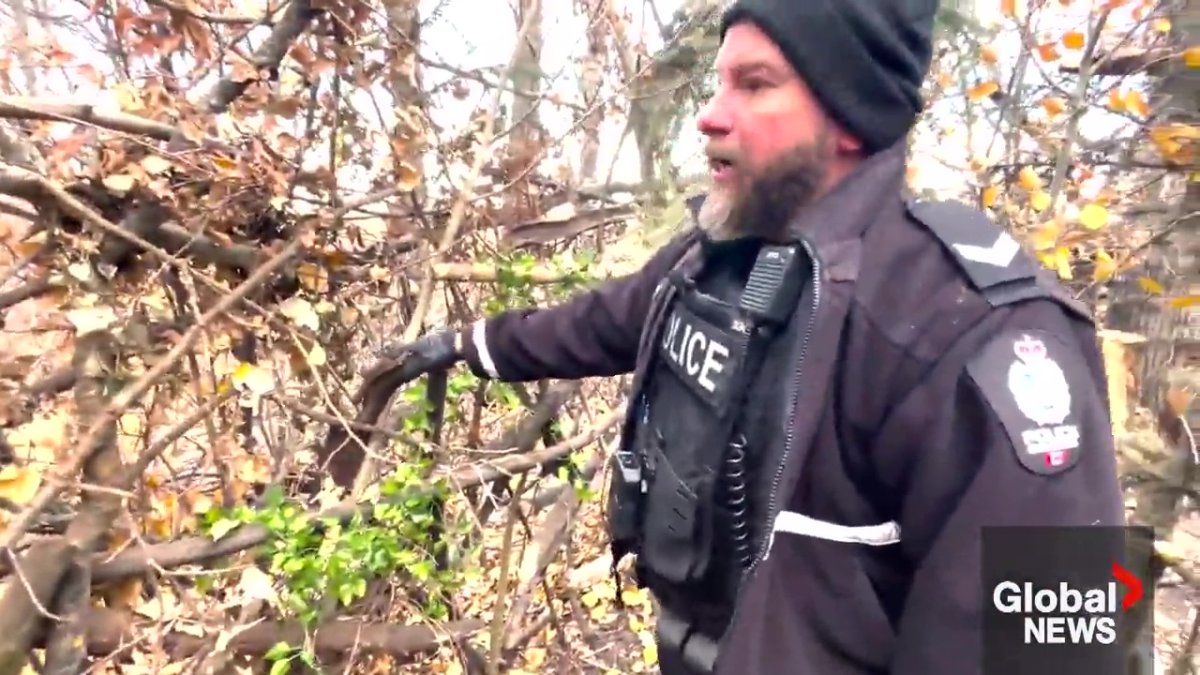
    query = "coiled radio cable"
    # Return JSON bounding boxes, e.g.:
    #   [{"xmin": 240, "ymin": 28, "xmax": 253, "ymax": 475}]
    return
[{"xmin": 724, "ymin": 434, "xmax": 753, "ymax": 570}]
